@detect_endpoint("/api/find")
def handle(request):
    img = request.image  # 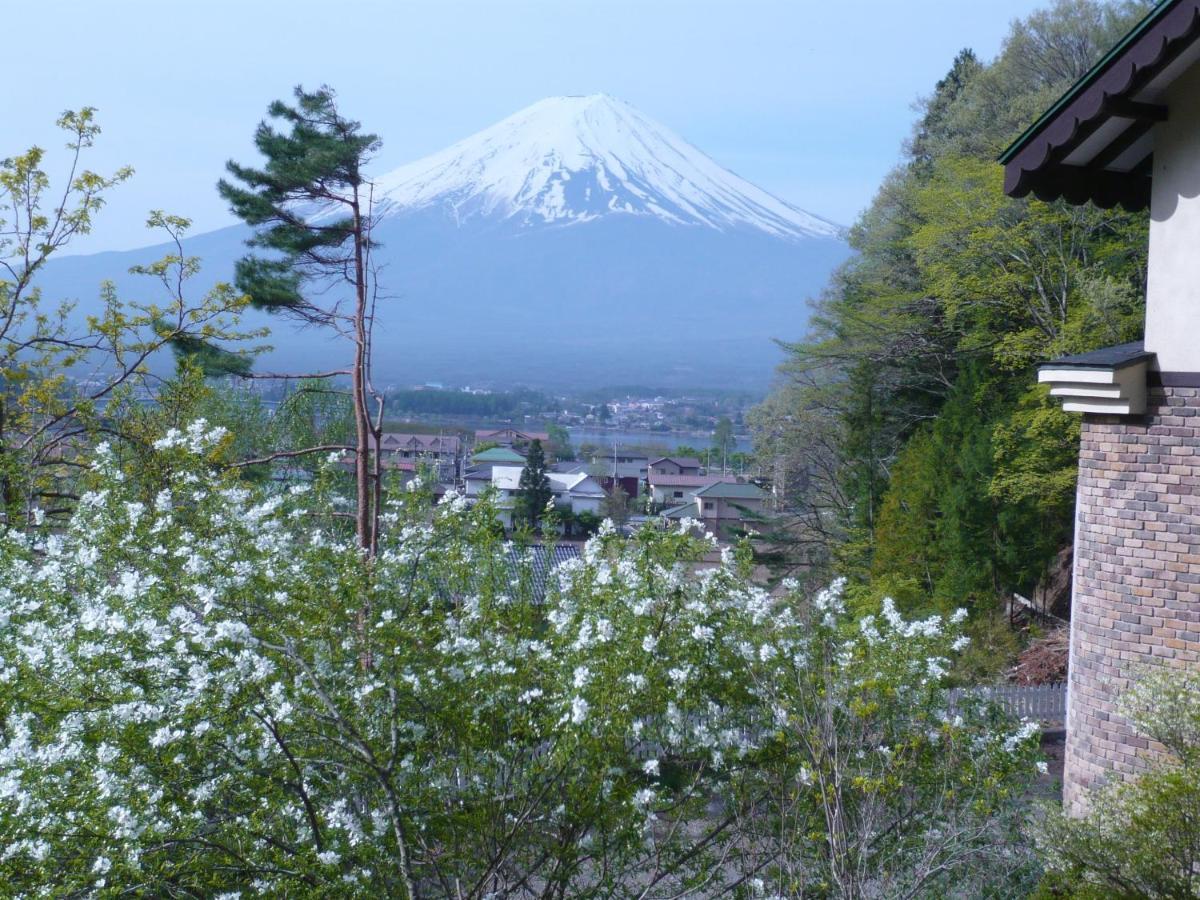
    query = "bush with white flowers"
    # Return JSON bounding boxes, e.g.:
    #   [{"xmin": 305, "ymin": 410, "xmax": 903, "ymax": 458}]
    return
[
  {"xmin": 1034, "ymin": 668, "xmax": 1200, "ymax": 898},
  {"xmin": 0, "ymin": 422, "xmax": 1041, "ymax": 897}
]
